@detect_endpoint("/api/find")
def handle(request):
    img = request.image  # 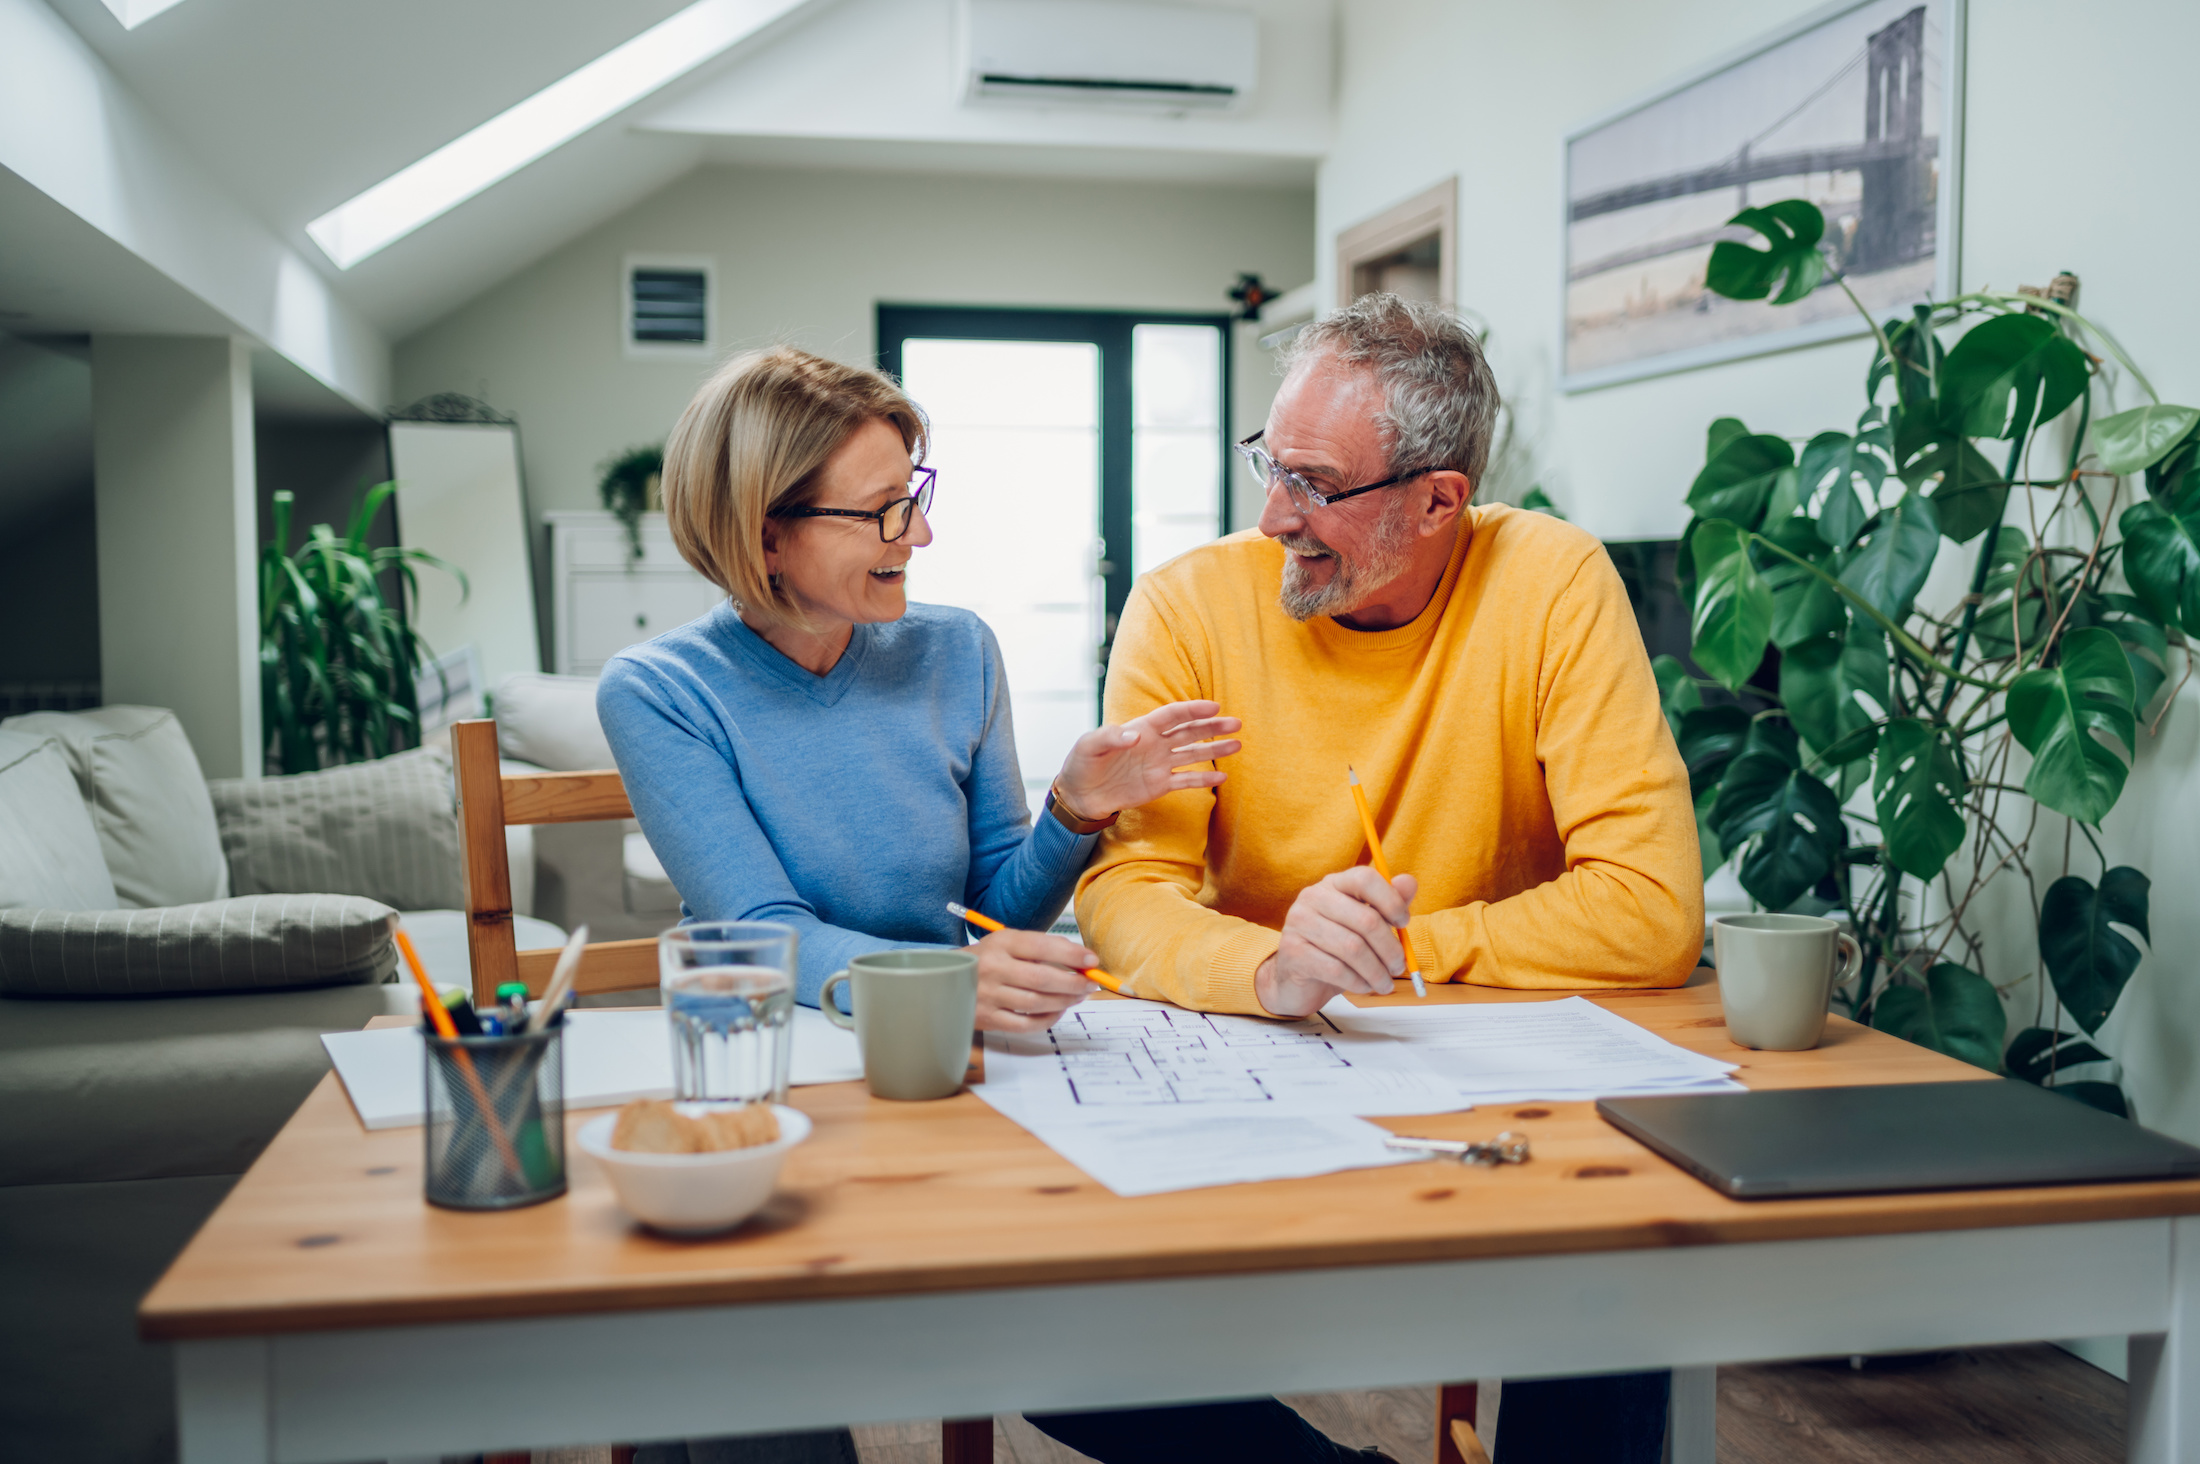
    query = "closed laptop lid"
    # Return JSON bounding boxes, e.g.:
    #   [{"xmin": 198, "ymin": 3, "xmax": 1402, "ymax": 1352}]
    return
[{"xmin": 1597, "ymin": 1079, "xmax": 2200, "ymax": 1200}]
